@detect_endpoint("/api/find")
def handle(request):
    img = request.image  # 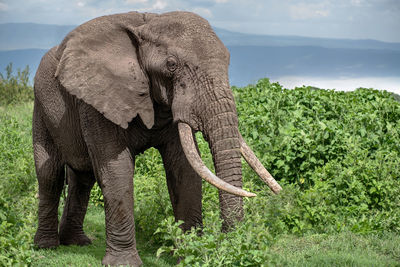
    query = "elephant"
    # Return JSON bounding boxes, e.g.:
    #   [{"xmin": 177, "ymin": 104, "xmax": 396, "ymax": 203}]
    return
[{"xmin": 32, "ymin": 11, "xmax": 282, "ymax": 266}]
